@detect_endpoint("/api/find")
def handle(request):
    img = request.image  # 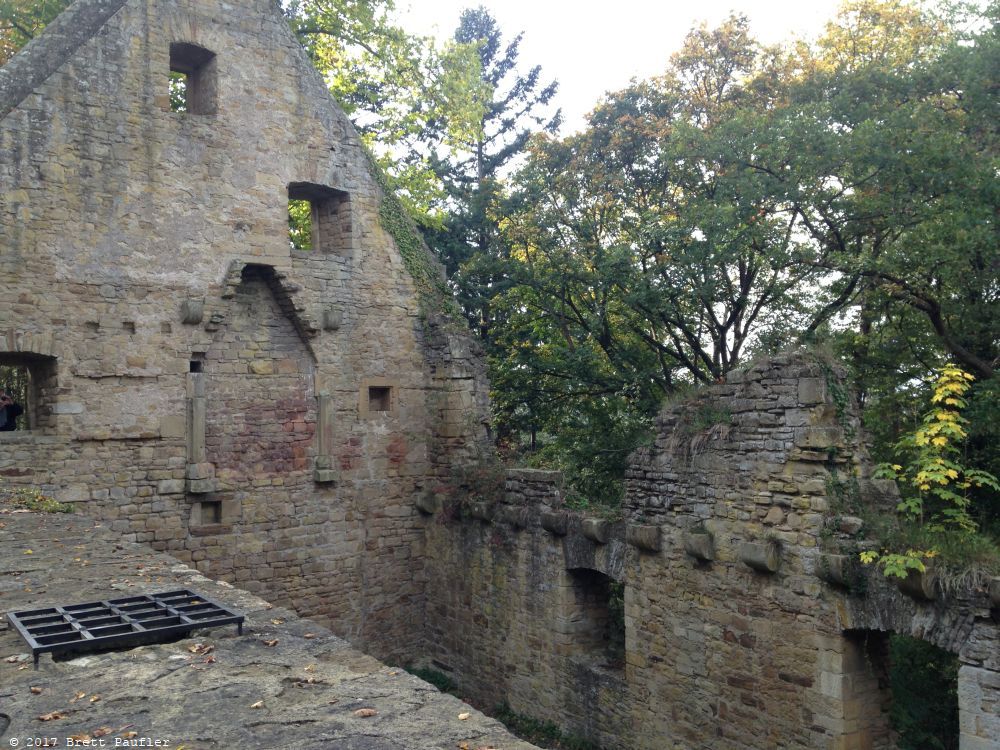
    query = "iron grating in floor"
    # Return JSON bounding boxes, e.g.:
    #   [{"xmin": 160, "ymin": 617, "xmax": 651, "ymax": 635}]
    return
[{"xmin": 5, "ymin": 589, "xmax": 244, "ymax": 668}]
